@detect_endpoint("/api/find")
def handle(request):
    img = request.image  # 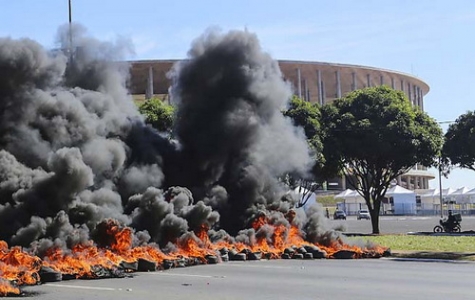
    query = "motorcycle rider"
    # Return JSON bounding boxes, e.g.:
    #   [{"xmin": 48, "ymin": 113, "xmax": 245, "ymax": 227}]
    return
[{"xmin": 445, "ymin": 210, "xmax": 457, "ymax": 231}]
